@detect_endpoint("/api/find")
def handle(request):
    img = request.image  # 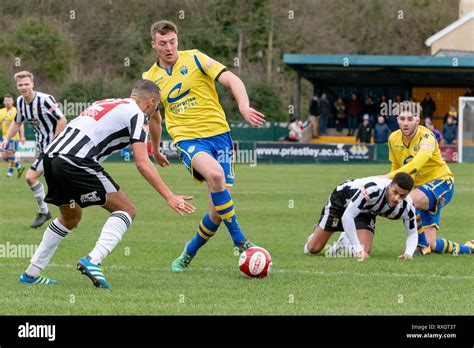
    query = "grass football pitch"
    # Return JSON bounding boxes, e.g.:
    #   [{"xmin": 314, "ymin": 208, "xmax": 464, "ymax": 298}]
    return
[{"xmin": 1, "ymin": 162, "xmax": 473, "ymax": 315}]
